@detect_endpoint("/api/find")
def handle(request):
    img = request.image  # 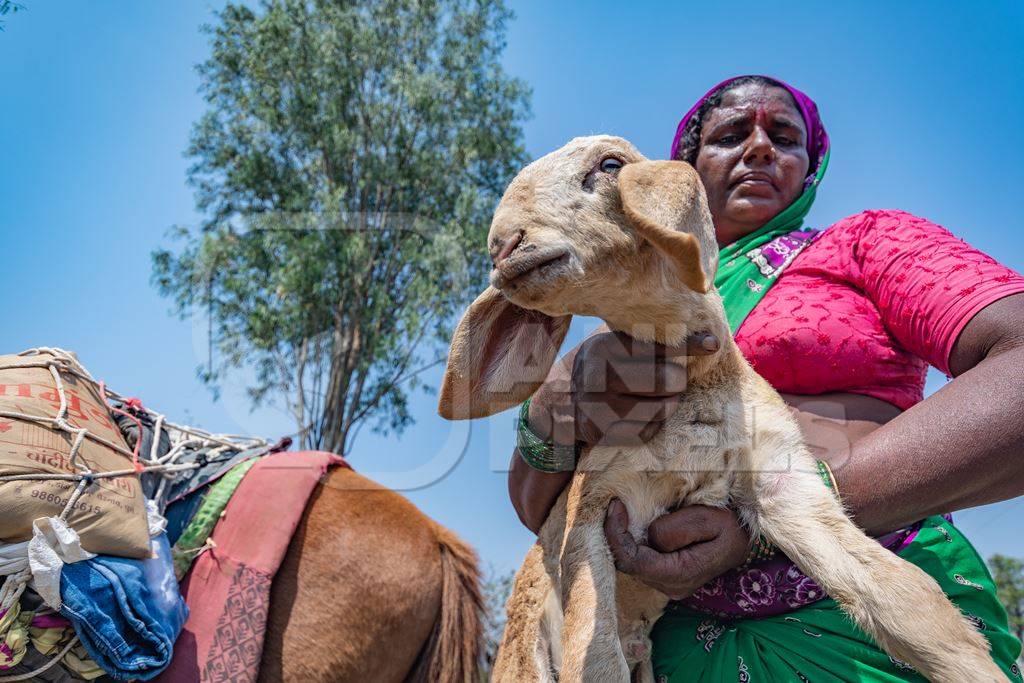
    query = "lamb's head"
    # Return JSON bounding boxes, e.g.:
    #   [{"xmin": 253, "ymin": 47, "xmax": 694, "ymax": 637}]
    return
[
  {"xmin": 488, "ymin": 135, "xmax": 717, "ymax": 324},
  {"xmin": 439, "ymin": 135, "xmax": 726, "ymax": 420}
]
